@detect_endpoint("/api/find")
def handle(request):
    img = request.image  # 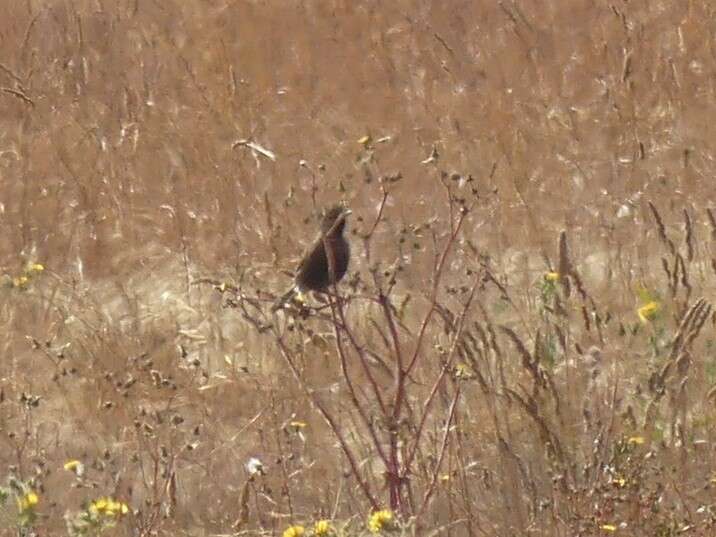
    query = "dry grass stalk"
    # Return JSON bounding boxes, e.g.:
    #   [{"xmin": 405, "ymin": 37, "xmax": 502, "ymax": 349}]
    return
[
  {"xmin": 683, "ymin": 209, "xmax": 694, "ymax": 262},
  {"xmin": 643, "ymin": 298, "xmax": 712, "ymax": 435},
  {"xmin": 706, "ymin": 207, "xmax": 716, "ymax": 241},
  {"xmin": 557, "ymin": 230, "xmax": 572, "ymax": 298},
  {"xmin": 648, "ymin": 201, "xmax": 677, "ymax": 256},
  {"xmin": 3, "ymin": 3, "xmax": 716, "ymax": 535}
]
